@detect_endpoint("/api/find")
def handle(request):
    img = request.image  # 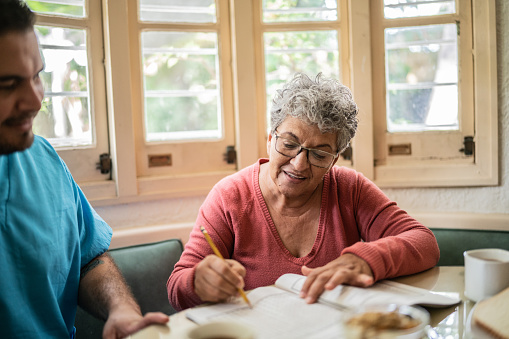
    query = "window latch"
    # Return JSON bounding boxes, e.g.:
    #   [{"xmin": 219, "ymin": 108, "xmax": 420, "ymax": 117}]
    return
[
  {"xmin": 96, "ymin": 153, "xmax": 112, "ymax": 174},
  {"xmin": 459, "ymin": 136, "xmax": 474, "ymax": 156},
  {"xmin": 224, "ymin": 146, "xmax": 237, "ymax": 164}
]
